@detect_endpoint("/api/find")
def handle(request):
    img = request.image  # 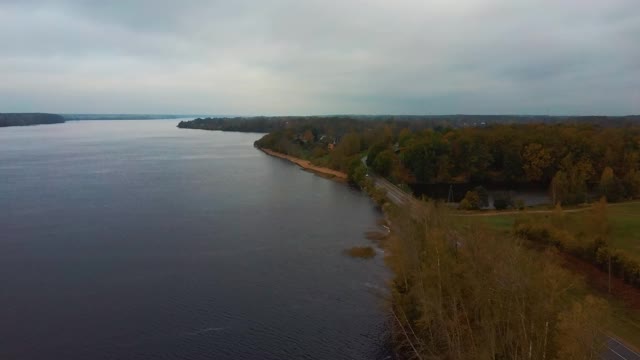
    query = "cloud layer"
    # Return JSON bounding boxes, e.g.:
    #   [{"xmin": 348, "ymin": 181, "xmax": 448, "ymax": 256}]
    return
[{"xmin": 1, "ymin": 0, "xmax": 638, "ymax": 115}]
